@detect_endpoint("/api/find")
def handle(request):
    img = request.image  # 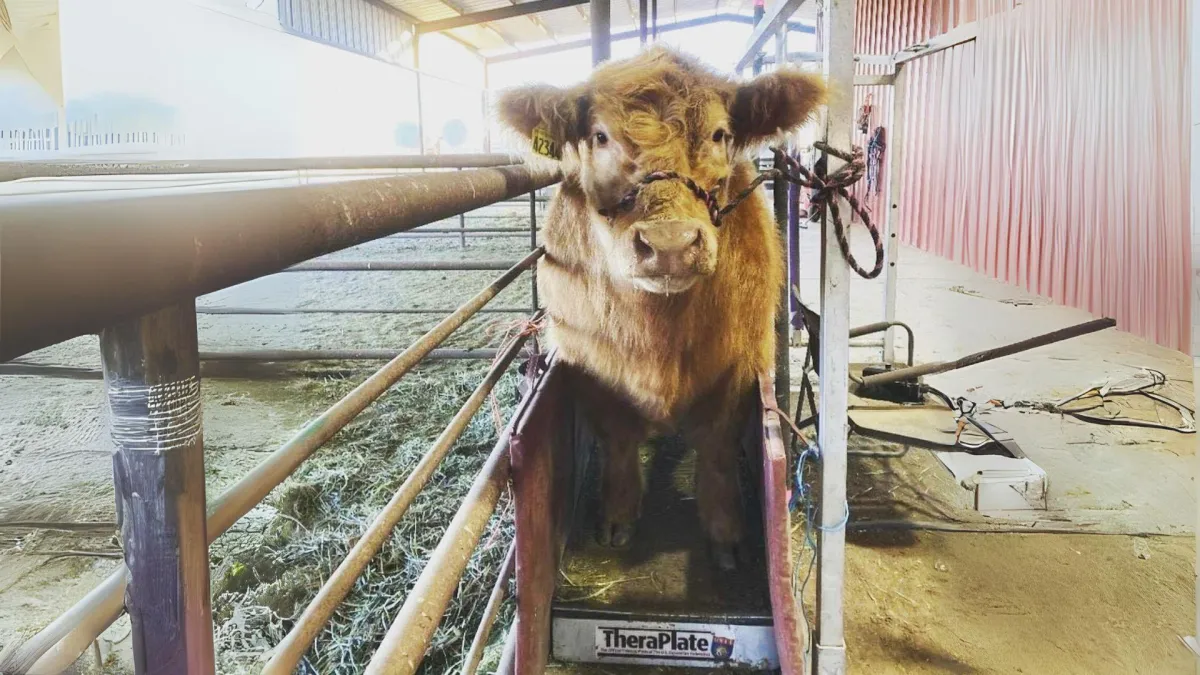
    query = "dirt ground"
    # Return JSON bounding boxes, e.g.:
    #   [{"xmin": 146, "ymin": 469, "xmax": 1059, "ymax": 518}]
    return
[
  {"xmin": 0, "ymin": 188, "xmax": 1196, "ymax": 674},
  {"xmin": 841, "ymin": 530, "xmax": 1194, "ymax": 674}
]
